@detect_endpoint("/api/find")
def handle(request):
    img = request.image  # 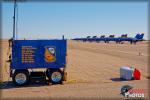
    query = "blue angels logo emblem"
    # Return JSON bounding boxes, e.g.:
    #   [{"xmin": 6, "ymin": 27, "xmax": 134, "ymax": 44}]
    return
[{"xmin": 44, "ymin": 46, "xmax": 56, "ymax": 62}]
